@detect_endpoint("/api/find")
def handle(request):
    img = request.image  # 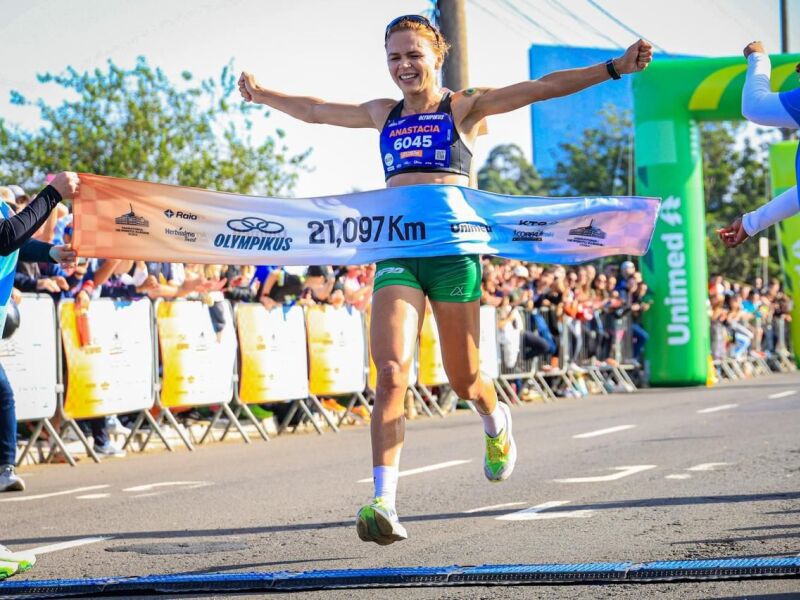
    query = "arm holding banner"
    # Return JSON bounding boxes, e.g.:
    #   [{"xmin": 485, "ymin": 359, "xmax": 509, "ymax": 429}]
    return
[{"xmin": 0, "ymin": 173, "xmax": 78, "ymax": 257}]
